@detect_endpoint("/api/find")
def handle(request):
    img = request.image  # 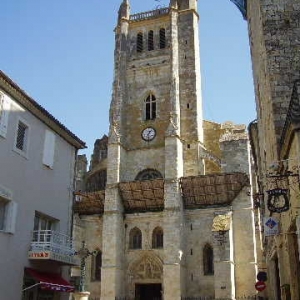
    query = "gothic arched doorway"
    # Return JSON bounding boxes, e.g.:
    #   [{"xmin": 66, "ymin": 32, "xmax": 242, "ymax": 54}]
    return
[{"xmin": 127, "ymin": 253, "xmax": 163, "ymax": 300}]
